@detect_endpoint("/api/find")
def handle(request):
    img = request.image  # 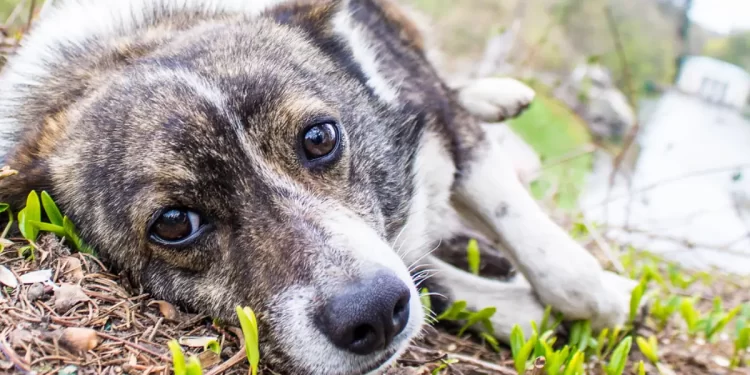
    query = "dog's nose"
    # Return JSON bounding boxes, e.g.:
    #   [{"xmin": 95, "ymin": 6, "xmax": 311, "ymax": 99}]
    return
[{"xmin": 316, "ymin": 271, "xmax": 411, "ymax": 355}]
